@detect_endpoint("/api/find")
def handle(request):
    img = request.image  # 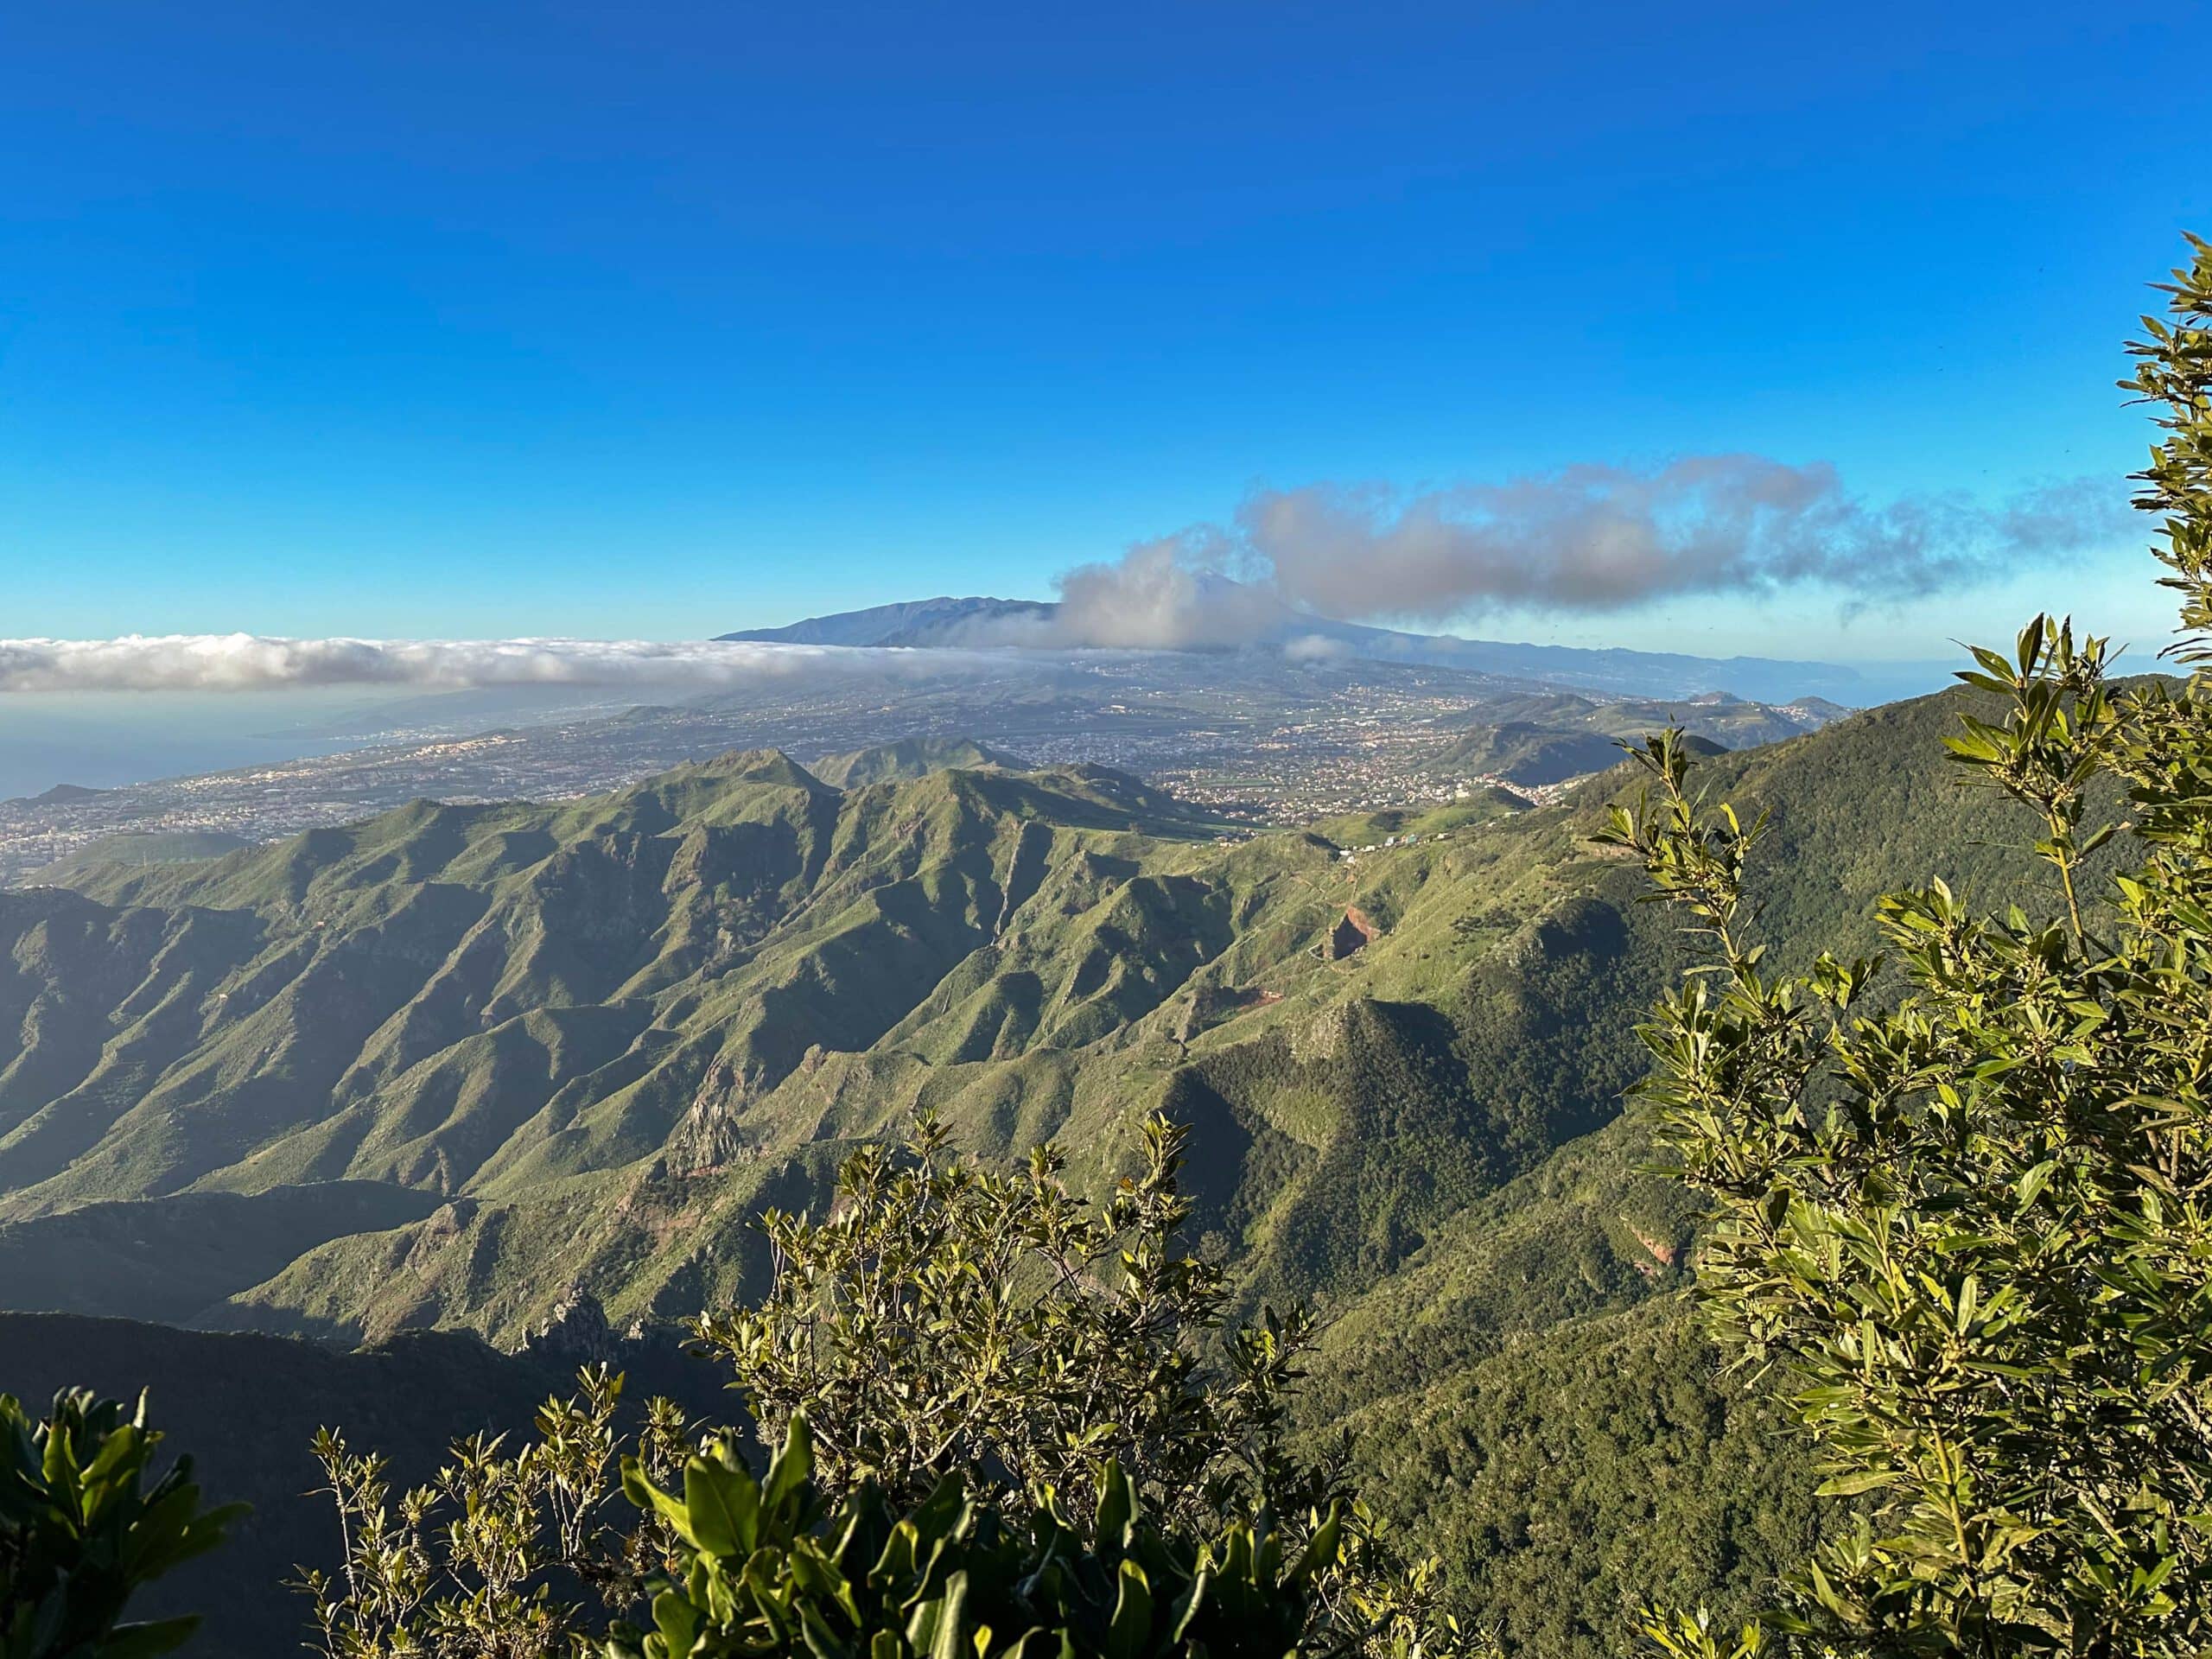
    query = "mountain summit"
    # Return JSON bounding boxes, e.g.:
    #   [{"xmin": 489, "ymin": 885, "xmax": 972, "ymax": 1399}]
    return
[{"xmin": 719, "ymin": 594, "xmax": 1052, "ymax": 649}]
